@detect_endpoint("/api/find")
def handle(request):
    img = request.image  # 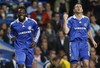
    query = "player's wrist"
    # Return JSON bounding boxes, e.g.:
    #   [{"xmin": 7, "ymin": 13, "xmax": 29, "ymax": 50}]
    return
[{"xmin": 31, "ymin": 41, "xmax": 37, "ymax": 47}]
